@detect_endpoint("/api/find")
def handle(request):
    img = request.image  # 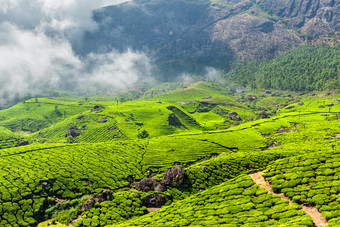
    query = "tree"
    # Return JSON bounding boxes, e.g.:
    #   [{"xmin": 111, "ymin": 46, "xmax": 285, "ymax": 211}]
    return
[{"xmin": 137, "ymin": 130, "xmax": 149, "ymax": 139}]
